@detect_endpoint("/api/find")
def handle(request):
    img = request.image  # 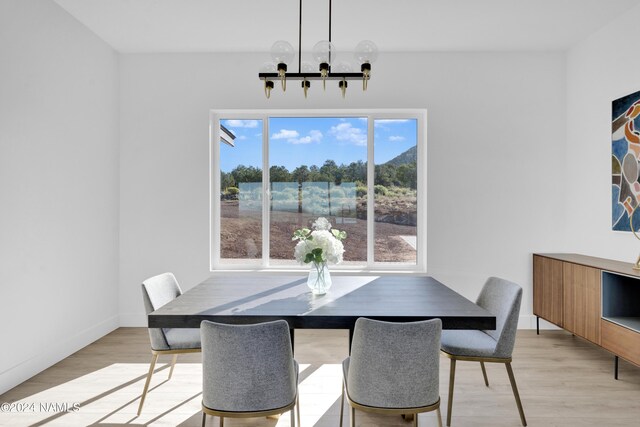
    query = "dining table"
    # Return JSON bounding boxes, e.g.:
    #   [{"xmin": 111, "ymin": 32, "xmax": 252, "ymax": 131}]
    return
[{"xmin": 148, "ymin": 274, "xmax": 495, "ymax": 349}]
